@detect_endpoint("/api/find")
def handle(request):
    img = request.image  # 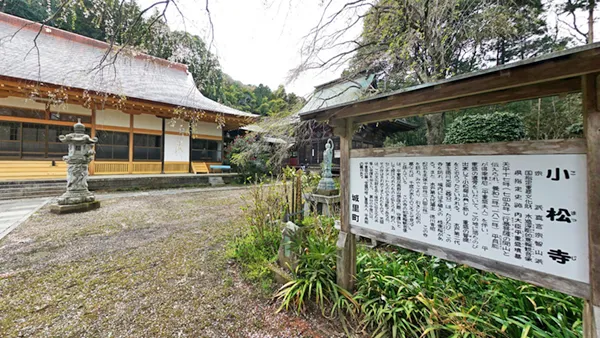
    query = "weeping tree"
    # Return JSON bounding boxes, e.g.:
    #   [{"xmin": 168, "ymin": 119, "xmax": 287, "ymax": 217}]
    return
[{"xmin": 291, "ymin": 0, "xmax": 569, "ymax": 144}]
